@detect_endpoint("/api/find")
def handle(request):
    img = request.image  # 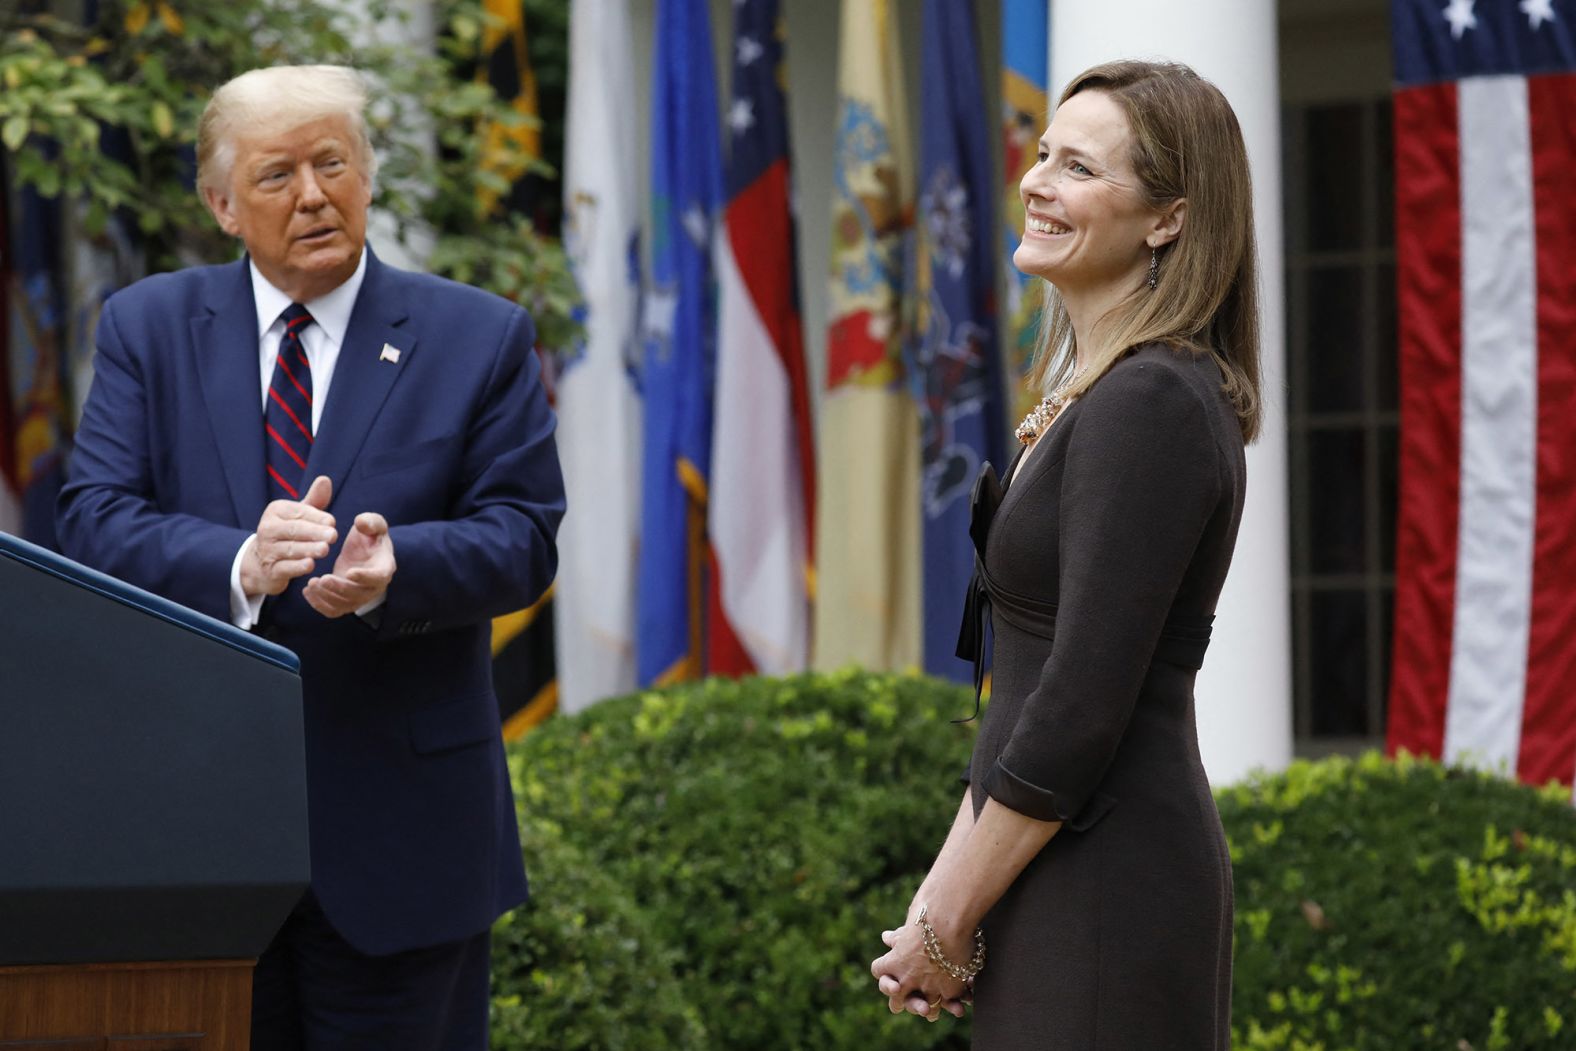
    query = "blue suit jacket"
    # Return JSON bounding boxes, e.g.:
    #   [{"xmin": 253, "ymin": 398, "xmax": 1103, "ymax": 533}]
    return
[{"xmin": 57, "ymin": 249, "xmax": 565, "ymax": 955}]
